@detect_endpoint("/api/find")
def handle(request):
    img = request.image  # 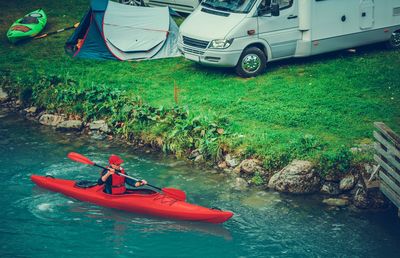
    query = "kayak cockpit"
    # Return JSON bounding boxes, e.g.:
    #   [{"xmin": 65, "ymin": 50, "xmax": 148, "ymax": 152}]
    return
[
  {"xmin": 125, "ymin": 189, "xmax": 157, "ymax": 195},
  {"xmin": 74, "ymin": 180, "xmax": 158, "ymax": 196}
]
